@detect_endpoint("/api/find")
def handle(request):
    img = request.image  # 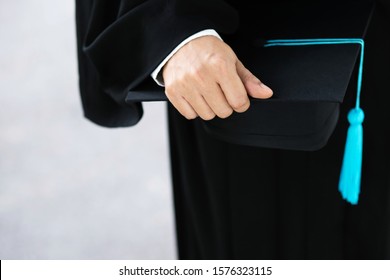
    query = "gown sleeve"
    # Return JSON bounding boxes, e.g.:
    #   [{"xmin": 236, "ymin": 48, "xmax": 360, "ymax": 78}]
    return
[{"xmin": 75, "ymin": 0, "xmax": 239, "ymax": 128}]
